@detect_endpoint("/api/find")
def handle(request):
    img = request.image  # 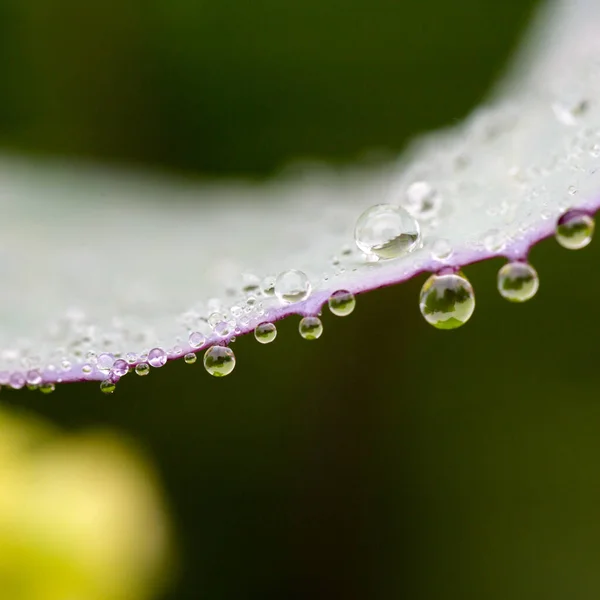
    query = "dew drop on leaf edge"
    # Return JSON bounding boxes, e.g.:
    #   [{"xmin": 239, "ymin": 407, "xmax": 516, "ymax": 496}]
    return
[
  {"xmin": 299, "ymin": 316, "xmax": 324, "ymax": 340},
  {"xmin": 556, "ymin": 210, "xmax": 595, "ymax": 250},
  {"xmin": 204, "ymin": 346, "xmax": 236, "ymax": 377},
  {"xmin": 497, "ymin": 261, "xmax": 539, "ymax": 303},
  {"xmin": 419, "ymin": 271, "xmax": 475, "ymax": 330},
  {"xmin": 254, "ymin": 322, "xmax": 277, "ymax": 344},
  {"xmin": 328, "ymin": 290, "xmax": 356, "ymax": 317}
]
